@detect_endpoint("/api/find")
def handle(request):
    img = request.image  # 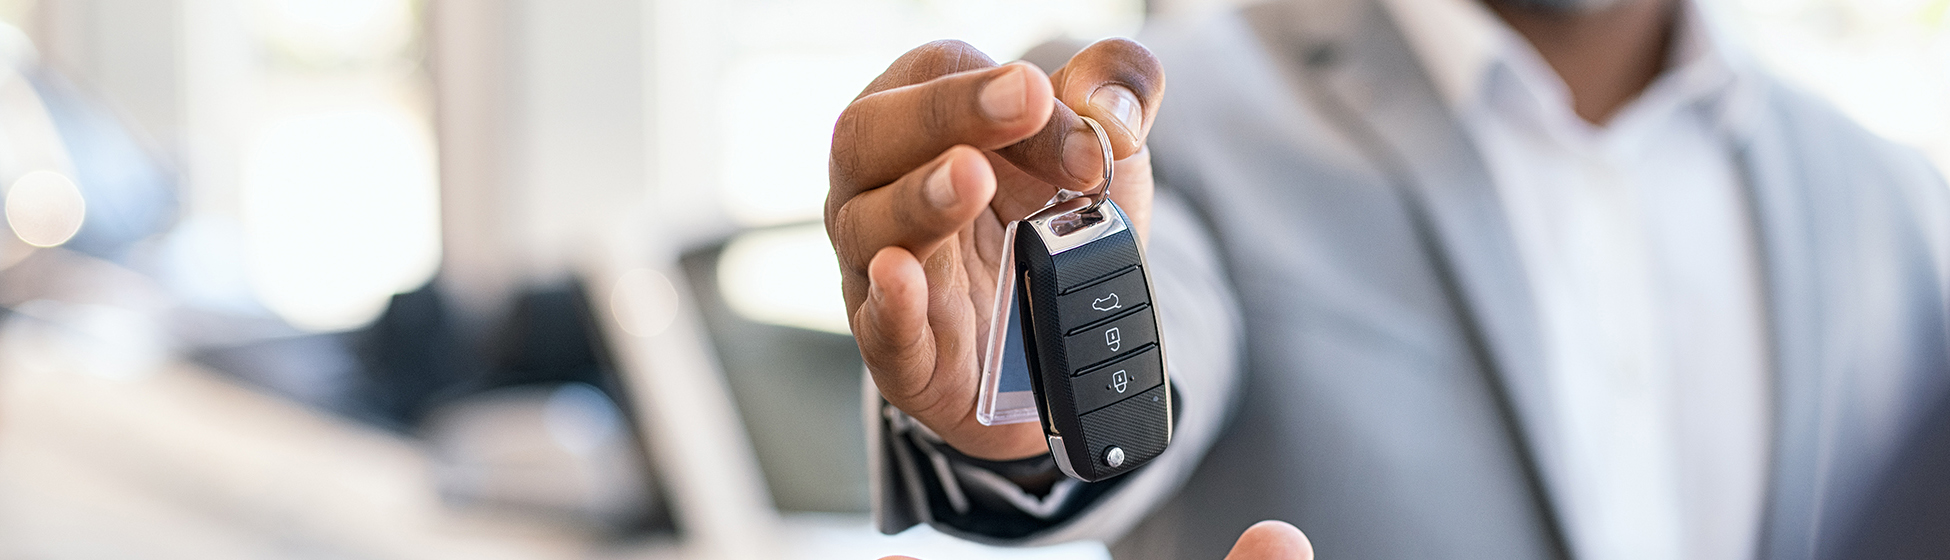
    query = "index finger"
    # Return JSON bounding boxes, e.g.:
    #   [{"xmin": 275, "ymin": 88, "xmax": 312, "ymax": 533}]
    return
[{"xmin": 830, "ymin": 59, "xmax": 1054, "ymax": 206}]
